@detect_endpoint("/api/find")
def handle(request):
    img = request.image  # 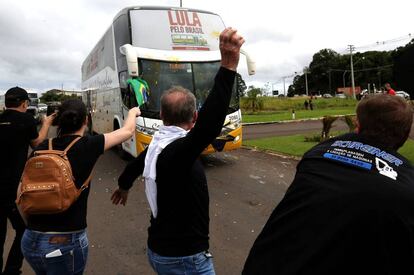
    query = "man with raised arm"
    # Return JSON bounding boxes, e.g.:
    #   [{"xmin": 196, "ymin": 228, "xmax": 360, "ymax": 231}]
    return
[
  {"xmin": 0, "ymin": 87, "xmax": 54, "ymax": 275},
  {"xmin": 111, "ymin": 28, "xmax": 244, "ymax": 275}
]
